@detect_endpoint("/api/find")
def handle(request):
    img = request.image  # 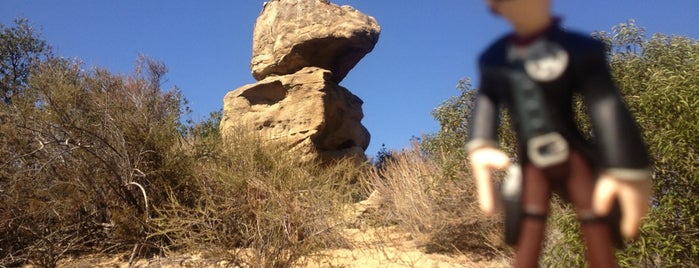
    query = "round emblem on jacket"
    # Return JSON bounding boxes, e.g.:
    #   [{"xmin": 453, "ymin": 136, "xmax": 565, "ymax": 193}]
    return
[{"xmin": 524, "ymin": 41, "xmax": 569, "ymax": 82}]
